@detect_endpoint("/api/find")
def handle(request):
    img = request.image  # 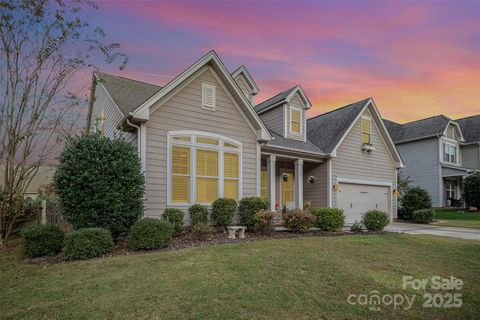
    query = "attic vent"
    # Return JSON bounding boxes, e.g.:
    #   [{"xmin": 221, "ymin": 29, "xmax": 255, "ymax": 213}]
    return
[{"xmin": 202, "ymin": 83, "xmax": 216, "ymax": 111}]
